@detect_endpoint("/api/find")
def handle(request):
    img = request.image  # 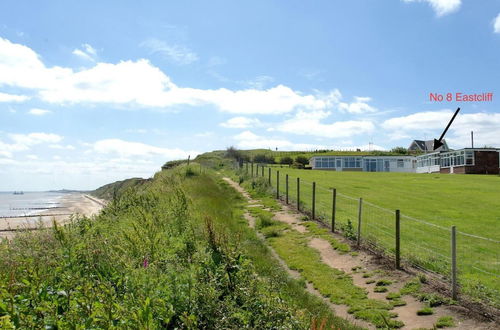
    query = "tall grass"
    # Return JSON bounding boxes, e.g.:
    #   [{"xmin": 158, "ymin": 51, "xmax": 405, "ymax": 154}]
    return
[{"xmin": 0, "ymin": 167, "xmax": 359, "ymax": 329}]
